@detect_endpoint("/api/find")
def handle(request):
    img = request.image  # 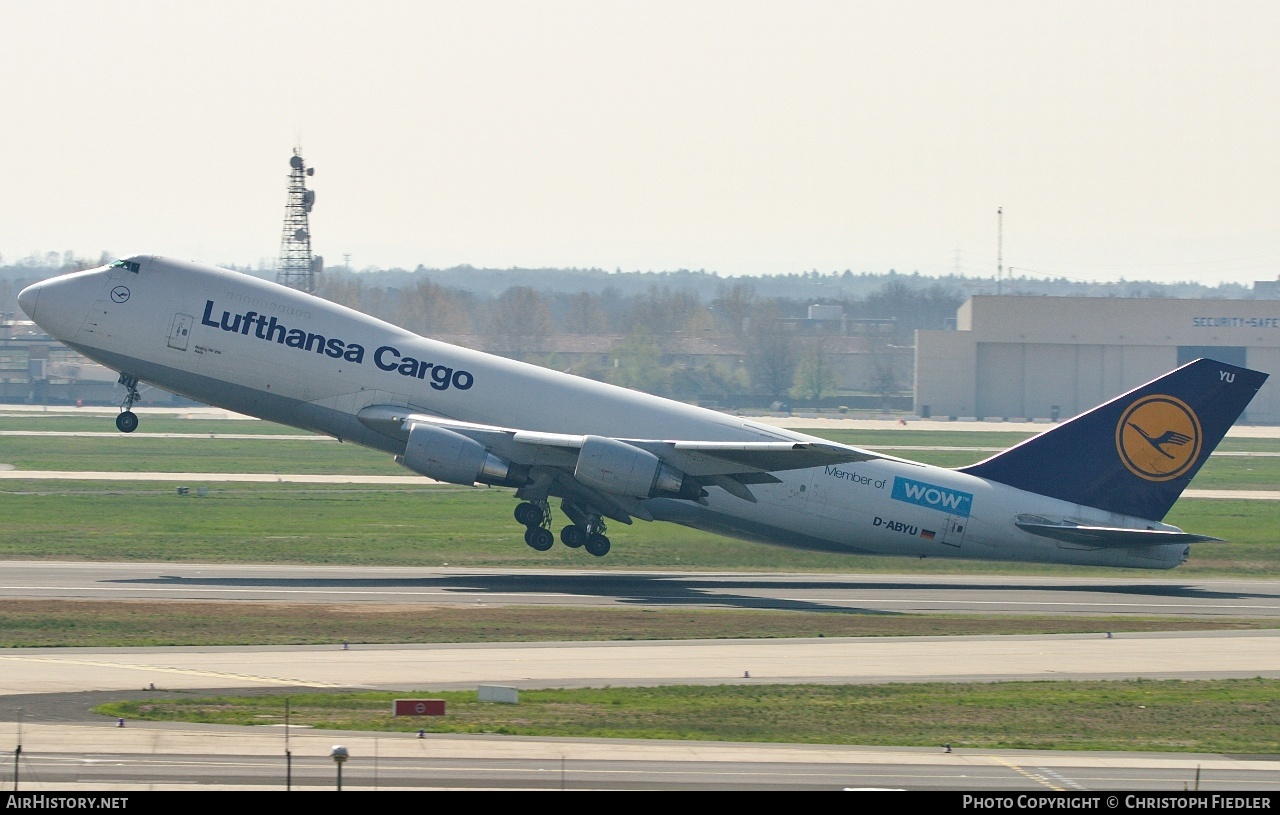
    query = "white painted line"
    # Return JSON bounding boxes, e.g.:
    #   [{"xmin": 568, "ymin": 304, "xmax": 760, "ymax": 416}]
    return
[
  {"xmin": 0, "ymin": 431, "xmax": 332, "ymax": 440},
  {"xmin": 0, "ymin": 471, "xmax": 436, "ymax": 483}
]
